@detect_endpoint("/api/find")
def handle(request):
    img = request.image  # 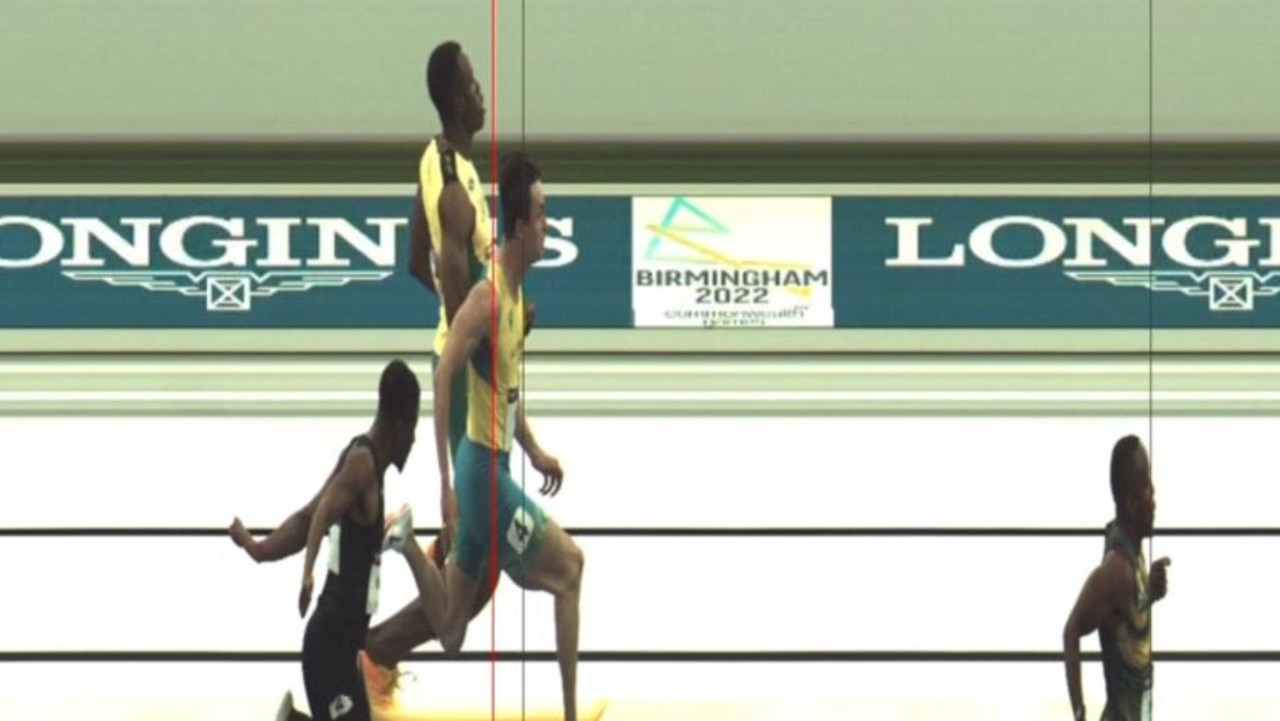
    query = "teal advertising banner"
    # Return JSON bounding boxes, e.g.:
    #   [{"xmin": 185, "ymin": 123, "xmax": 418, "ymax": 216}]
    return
[
  {"xmin": 10, "ymin": 192, "xmax": 1280, "ymax": 331},
  {"xmin": 833, "ymin": 196, "xmax": 1280, "ymax": 328},
  {"xmin": 0, "ymin": 195, "xmax": 634, "ymax": 329}
]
